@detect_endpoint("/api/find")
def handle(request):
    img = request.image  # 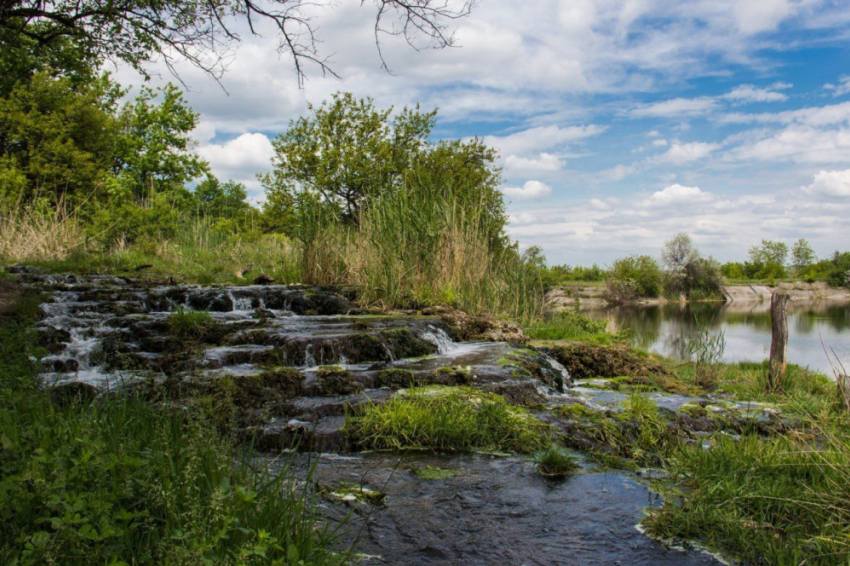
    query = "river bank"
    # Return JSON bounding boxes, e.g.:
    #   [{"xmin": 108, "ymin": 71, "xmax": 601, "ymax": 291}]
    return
[{"xmin": 549, "ymin": 281, "xmax": 850, "ymax": 309}]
